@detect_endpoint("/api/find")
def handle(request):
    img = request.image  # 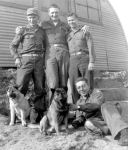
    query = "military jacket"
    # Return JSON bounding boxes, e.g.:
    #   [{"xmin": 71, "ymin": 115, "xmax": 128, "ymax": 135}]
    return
[
  {"xmin": 42, "ymin": 20, "xmax": 69, "ymax": 47},
  {"xmin": 10, "ymin": 25, "xmax": 46, "ymax": 59},
  {"xmin": 76, "ymin": 89, "xmax": 104, "ymax": 118},
  {"xmin": 67, "ymin": 27, "xmax": 95, "ymax": 63}
]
